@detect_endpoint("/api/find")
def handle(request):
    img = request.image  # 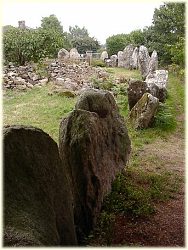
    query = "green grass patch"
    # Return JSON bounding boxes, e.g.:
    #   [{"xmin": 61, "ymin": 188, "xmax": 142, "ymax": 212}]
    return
[{"xmin": 3, "ymin": 84, "xmax": 76, "ymax": 142}]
